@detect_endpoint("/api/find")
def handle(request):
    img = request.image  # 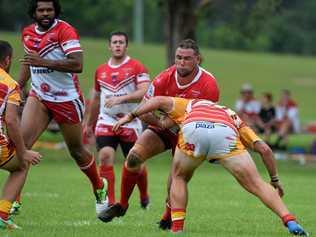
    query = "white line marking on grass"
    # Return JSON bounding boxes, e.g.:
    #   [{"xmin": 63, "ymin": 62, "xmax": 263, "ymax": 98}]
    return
[{"xmin": 24, "ymin": 192, "xmax": 60, "ymax": 198}]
